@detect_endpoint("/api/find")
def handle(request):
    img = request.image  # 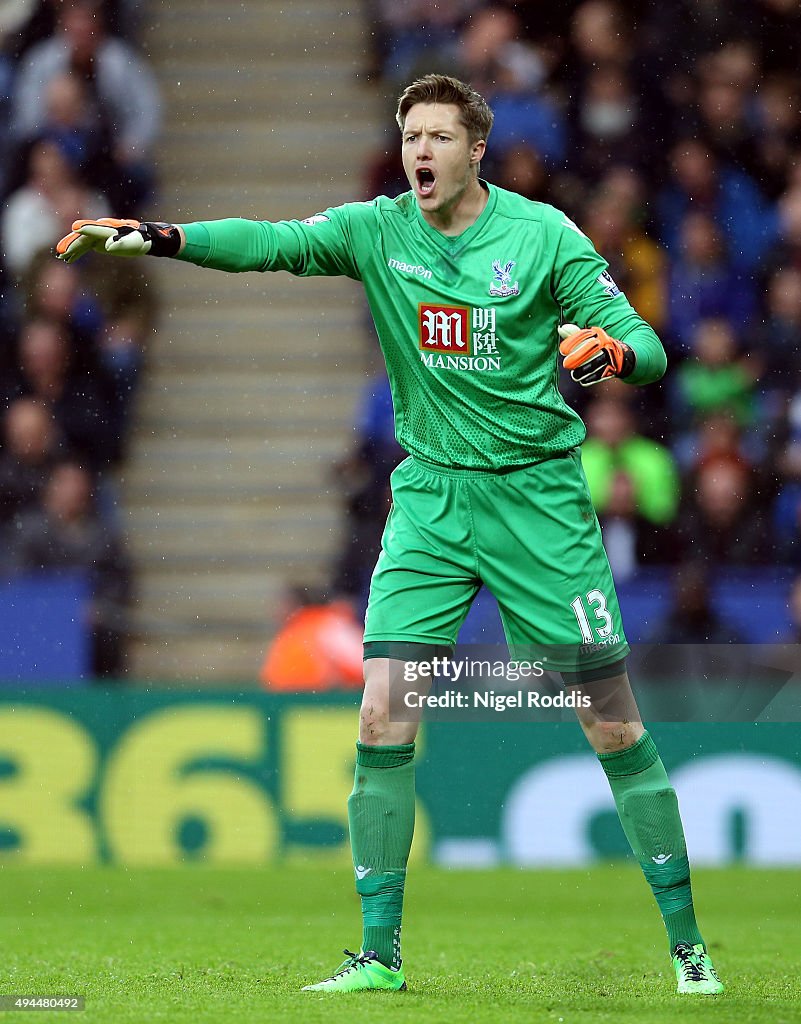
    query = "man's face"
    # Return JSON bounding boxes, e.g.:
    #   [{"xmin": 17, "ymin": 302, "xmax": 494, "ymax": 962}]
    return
[{"xmin": 401, "ymin": 102, "xmax": 485, "ymax": 218}]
